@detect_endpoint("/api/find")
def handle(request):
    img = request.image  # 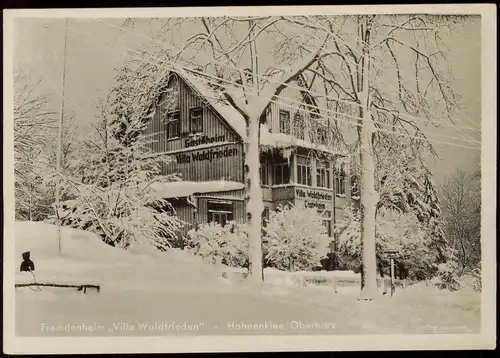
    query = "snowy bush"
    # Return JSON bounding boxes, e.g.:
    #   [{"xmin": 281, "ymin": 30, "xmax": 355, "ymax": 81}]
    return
[
  {"xmin": 185, "ymin": 222, "xmax": 249, "ymax": 268},
  {"xmin": 263, "ymin": 205, "xmax": 330, "ymax": 272},
  {"xmin": 435, "ymin": 248, "xmax": 461, "ymax": 291}
]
